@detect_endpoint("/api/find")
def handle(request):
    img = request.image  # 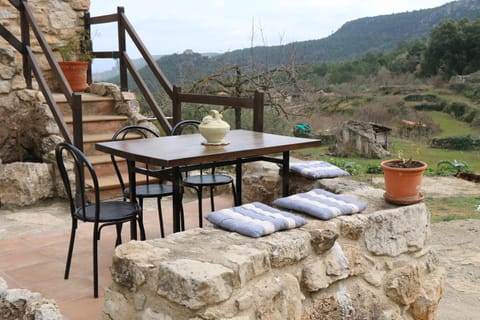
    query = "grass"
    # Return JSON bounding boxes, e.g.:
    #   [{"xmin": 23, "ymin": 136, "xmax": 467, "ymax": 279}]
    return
[
  {"xmin": 291, "ymin": 94, "xmax": 480, "ymax": 223},
  {"xmin": 426, "ymin": 196, "xmax": 480, "ymax": 223},
  {"xmin": 429, "ymin": 111, "xmax": 480, "ymax": 137}
]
